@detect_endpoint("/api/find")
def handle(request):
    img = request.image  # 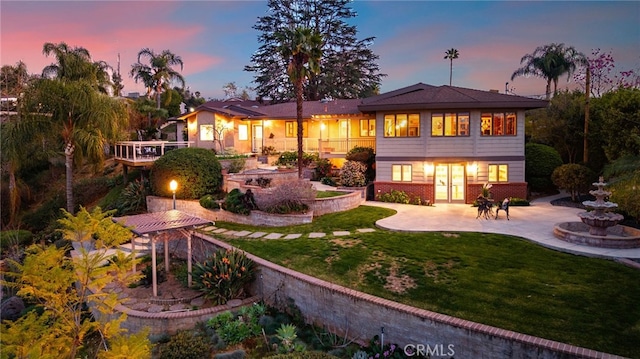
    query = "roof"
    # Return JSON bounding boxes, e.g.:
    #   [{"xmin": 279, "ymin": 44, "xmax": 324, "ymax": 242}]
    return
[
  {"xmin": 358, "ymin": 83, "xmax": 548, "ymax": 112},
  {"xmin": 112, "ymin": 210, "xmax": 211, "ymax": 236}
]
